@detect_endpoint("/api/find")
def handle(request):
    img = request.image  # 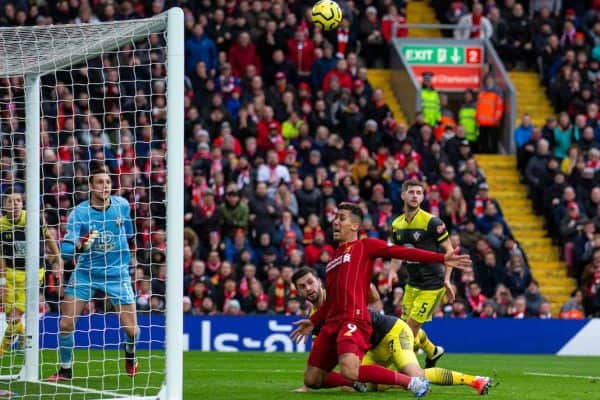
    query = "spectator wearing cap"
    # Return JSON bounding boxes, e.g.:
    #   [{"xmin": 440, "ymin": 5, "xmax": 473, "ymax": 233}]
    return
[
  {"xmin": 287, "ymin": 26, "xmax": 316, "ymax": 82},
  {"xmin": 476, "ymin": 75, "xmax": 504, "ymax": 153},
  {"xmin": 264, "ymin": 49, "xmax": 298, "ymax": 87},
  {"xmin": 480, "ymin": 299, "xmax": 498, "ymax": 319},
  {"xmin": 185, "ymin": 23, "xmax": 218, "ymax": 76},
  {"xmin": 363, "ymin": 119, "xmax": 383, "ymax": 153},
  {"xmin": 420, "ymin": 72, "xmax": 441, "ymax": 127},
  {"xmin": 473, "ymin": 181, "xmax": 503, "ymax": 219},
  {"xmin": 360, "ymin": 6, "xmax": 384, "ymax": 67},
  {"xmin": 454, "ymin": 3, "xmax": 492, "ymax": 40},
  {"xmin": 219, "ymin": 183, "xmax": 249, "ymax": 239},
  {"xmin": 228, "ymin": 31, "xmax": 261, "ymax": 78}
]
